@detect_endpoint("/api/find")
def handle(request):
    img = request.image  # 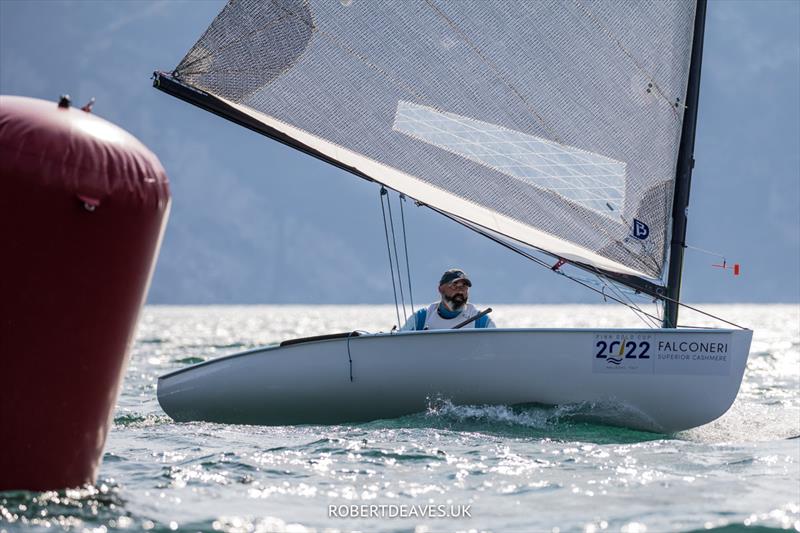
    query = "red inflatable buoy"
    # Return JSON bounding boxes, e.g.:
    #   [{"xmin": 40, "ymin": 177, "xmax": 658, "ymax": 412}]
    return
[{"xmin": 0, "ymin": 95, "xmax": 171, "ymax": 491}]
